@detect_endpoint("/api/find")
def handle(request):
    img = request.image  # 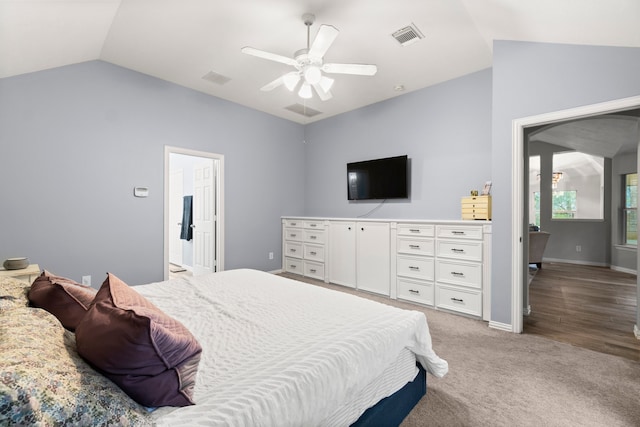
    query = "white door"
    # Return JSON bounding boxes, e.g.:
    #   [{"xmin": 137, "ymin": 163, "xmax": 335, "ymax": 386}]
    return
[
  {"xmin": 356, "ymin": 222, "xmax": 390, "ymax": 296},
  {"xmin": 169, "ymin": 169, "xmax": 184, "ymax": 266},
  {"xmin": 329, "ymin": 221, "xmax": 356, "ymax": 288},
  {"xmin": 193, "ymin": 160, "xmax": 216, "ymax": 275}
]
